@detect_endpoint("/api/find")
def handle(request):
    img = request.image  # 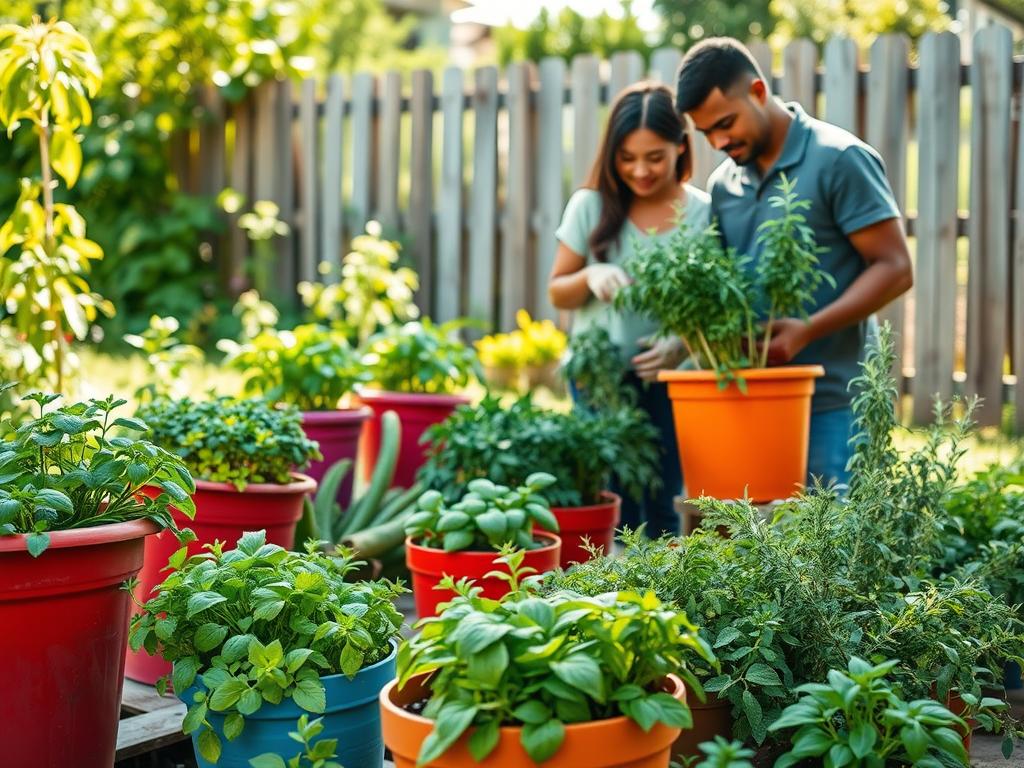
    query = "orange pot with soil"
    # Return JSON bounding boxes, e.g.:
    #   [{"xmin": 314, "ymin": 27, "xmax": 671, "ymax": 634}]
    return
[
  {"xmin": 659, "ymin": 366, "xmax": 824, "ymax": 502},
  {"xmin": 381, "ymin": 672, "xmax": 687, "ymax": 768}
]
